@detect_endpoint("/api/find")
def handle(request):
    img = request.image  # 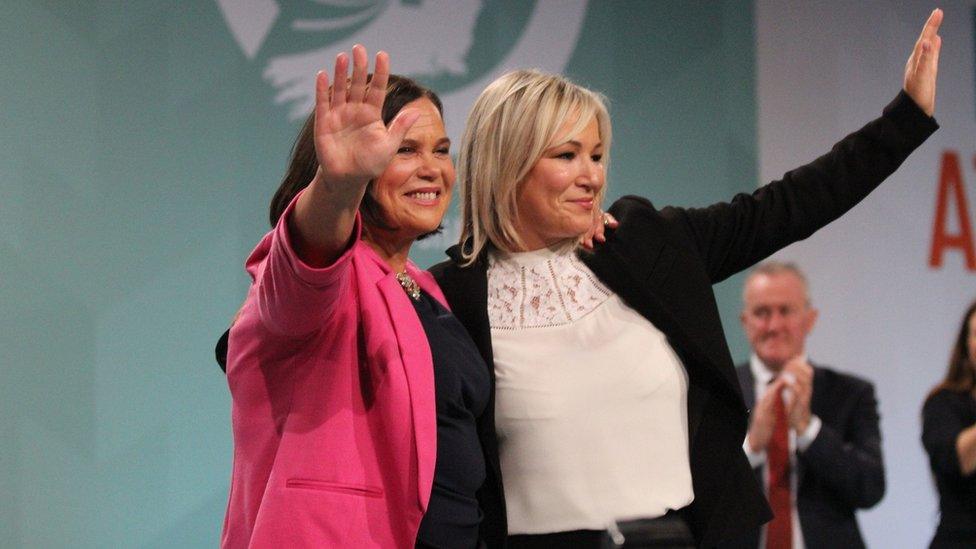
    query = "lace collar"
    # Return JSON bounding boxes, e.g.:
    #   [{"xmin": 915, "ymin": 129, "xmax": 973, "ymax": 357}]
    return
[{"xmin": 487, "ymin": 244, "xmax": 612, "ymax": 329}]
